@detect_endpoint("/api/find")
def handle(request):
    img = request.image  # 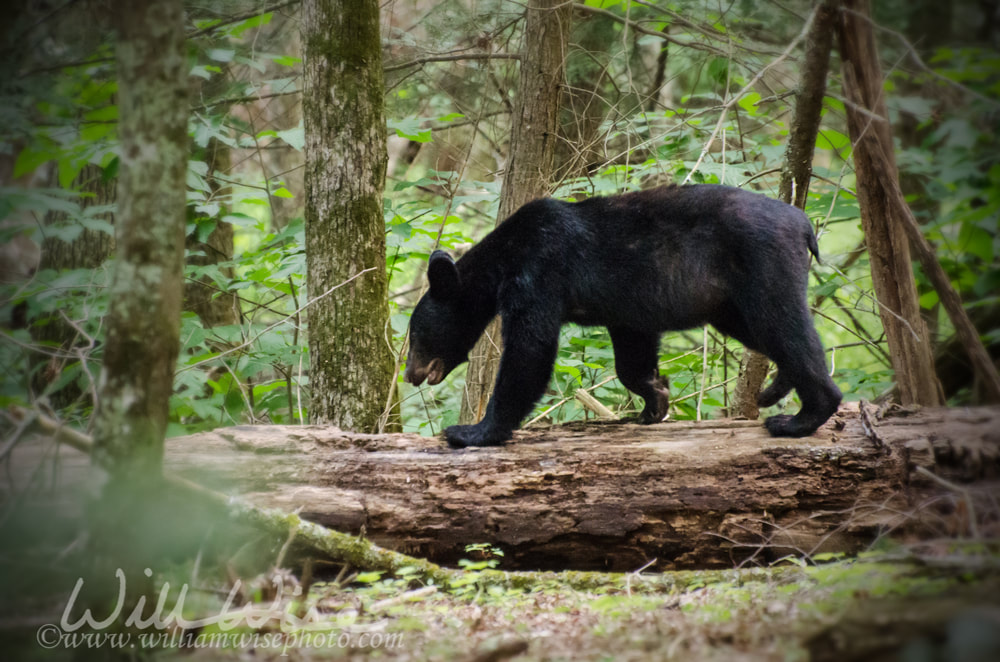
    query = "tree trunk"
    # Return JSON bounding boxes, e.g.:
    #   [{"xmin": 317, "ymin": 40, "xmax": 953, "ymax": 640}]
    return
[
  {"xmin": 184, "ymin": 138, "xmax": 238, "ymax": 328},
  {"xmin": 459, "ymin": 0, "xmax": 571, "ymax": 425},
  {"xmin": 92, "ymin": 0, "xmax": 188, "ymax": 476},
  {"xmin": 835, "ymin": 0, "xmax": 944, "ymax": 407},
  {"xmin": 732, "ymin": 1, "xmax": 836, "ymax": 420},
  {"xmin": 558, "ymin": 14, "xmax": 615, "ymax": 178},
  {"xmin": 31, "ymin": 164, "xmax": 116, "ymax": 409},
  {"xmin": 165, "ymin": 402, "xmax": 1000, "ymax": 572},
  {"xmin": 301, "ymin": 0, "xmax": 395, "ymax": 431},
  {"xmin": 859, "ymin": 131, "xmax": 1000, "ymax": 403}
]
